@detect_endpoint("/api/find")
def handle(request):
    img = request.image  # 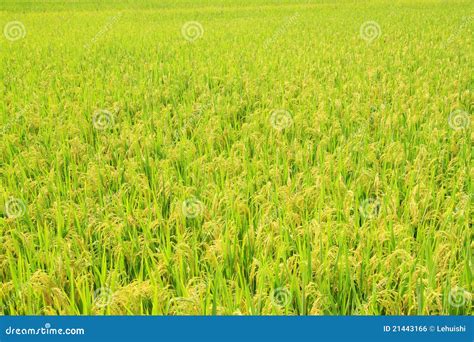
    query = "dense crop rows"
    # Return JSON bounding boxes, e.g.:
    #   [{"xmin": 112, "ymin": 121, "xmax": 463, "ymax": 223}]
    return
[{"xmin": 0, "ymin": 0, "xmax": 472, "ymax": 315}]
